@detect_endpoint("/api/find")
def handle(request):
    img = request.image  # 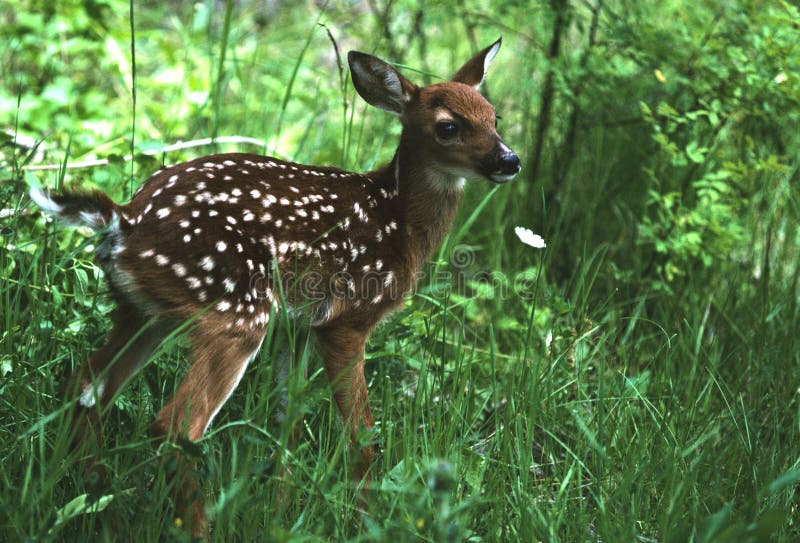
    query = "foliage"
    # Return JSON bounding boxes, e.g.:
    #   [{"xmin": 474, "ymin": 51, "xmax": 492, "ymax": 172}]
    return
[{"xmin": 1, "ymin": 0, "xmax": 799, "ymax": 542}]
